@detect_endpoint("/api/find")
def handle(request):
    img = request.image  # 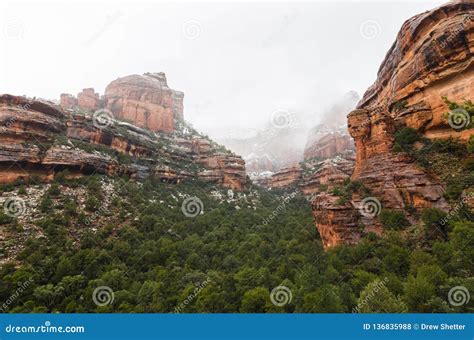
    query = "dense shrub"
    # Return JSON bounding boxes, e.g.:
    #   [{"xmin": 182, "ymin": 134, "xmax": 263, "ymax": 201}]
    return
[
  {"xmin": 378, "ymin": 209, "xmax": 409, "ymax": 230},
  {"xmin": 468, "ymin": 135, "xmax": 474, "ymax": 154},
  {"xmin": 393, "ymin": 127, "xmax": 421, "ymax": 152},
  {"xmin": 0, "ymin": 175, "xmax": 471, "ymax": 313}
]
